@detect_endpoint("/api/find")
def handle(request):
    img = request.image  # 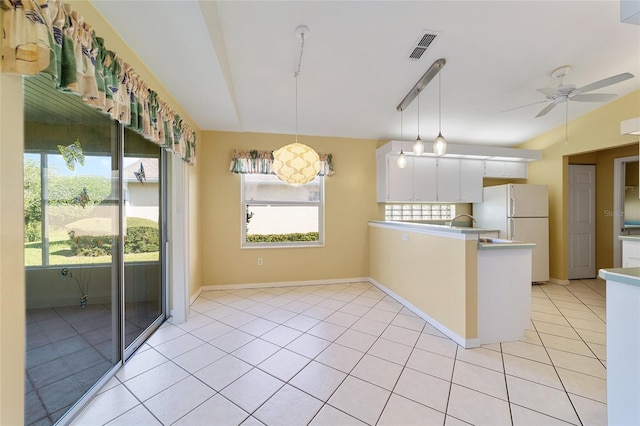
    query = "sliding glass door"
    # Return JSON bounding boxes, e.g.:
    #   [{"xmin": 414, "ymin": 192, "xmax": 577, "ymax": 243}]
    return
[
  {"xmin": 23, "ymin": 75, "xmax": 167, "ymax": 425},
  {"xmin": 123, "ymin": 128, "xmax": 165, "ymax": 354}
]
